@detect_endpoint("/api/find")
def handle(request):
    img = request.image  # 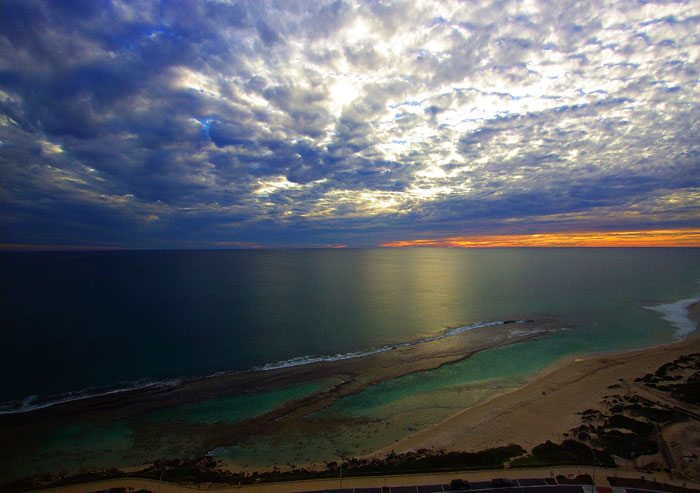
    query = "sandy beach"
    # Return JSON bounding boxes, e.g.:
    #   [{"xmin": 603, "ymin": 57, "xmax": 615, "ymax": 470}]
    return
[
  {"xmin": 31, "ymin": 303, "xmax": 700, "ymax": 493},
  {"xmin": 373, "ymin": 302, "xmax": 700, "ymax": 457},
  {"xmin": 5, "ymin": 303, "xmax": 700, "ymax": 491}
]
